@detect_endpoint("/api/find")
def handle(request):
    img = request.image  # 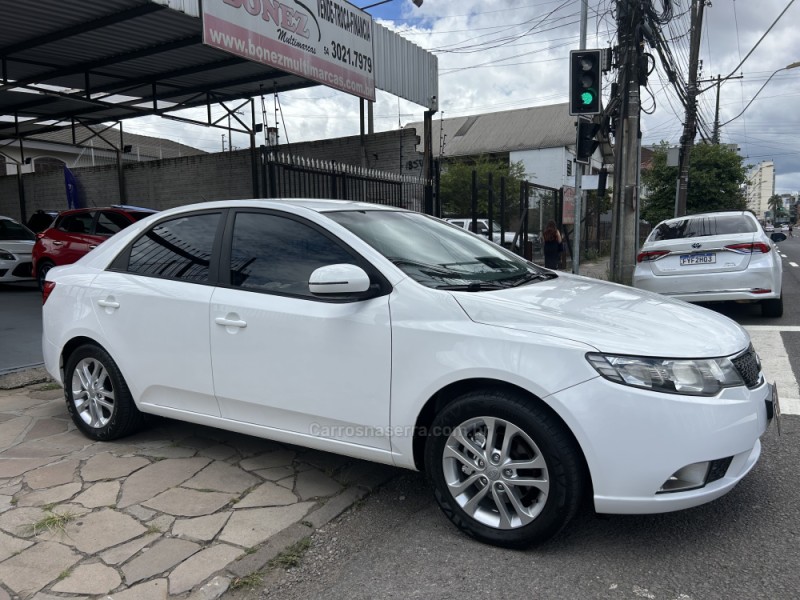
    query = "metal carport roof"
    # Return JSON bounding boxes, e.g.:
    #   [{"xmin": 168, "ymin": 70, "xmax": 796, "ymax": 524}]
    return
[
  {"xmin": 0, "ymin": 0, "xmax": 321, "ymax": 138},
  {"xmin": 0, "ymin": 0, "xmax": 438, "ymax": 139}
]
